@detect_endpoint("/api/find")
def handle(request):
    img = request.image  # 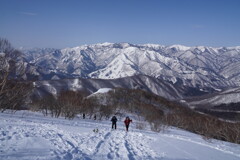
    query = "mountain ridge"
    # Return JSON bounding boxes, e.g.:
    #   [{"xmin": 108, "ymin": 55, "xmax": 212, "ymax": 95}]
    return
[
  {"xmin": 22, "ymin": 42, "xmax": 240, "ymax": 90},
  {"xmin": 33, "ymin": 74, "xmax": 210, "ymax": 100}
]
